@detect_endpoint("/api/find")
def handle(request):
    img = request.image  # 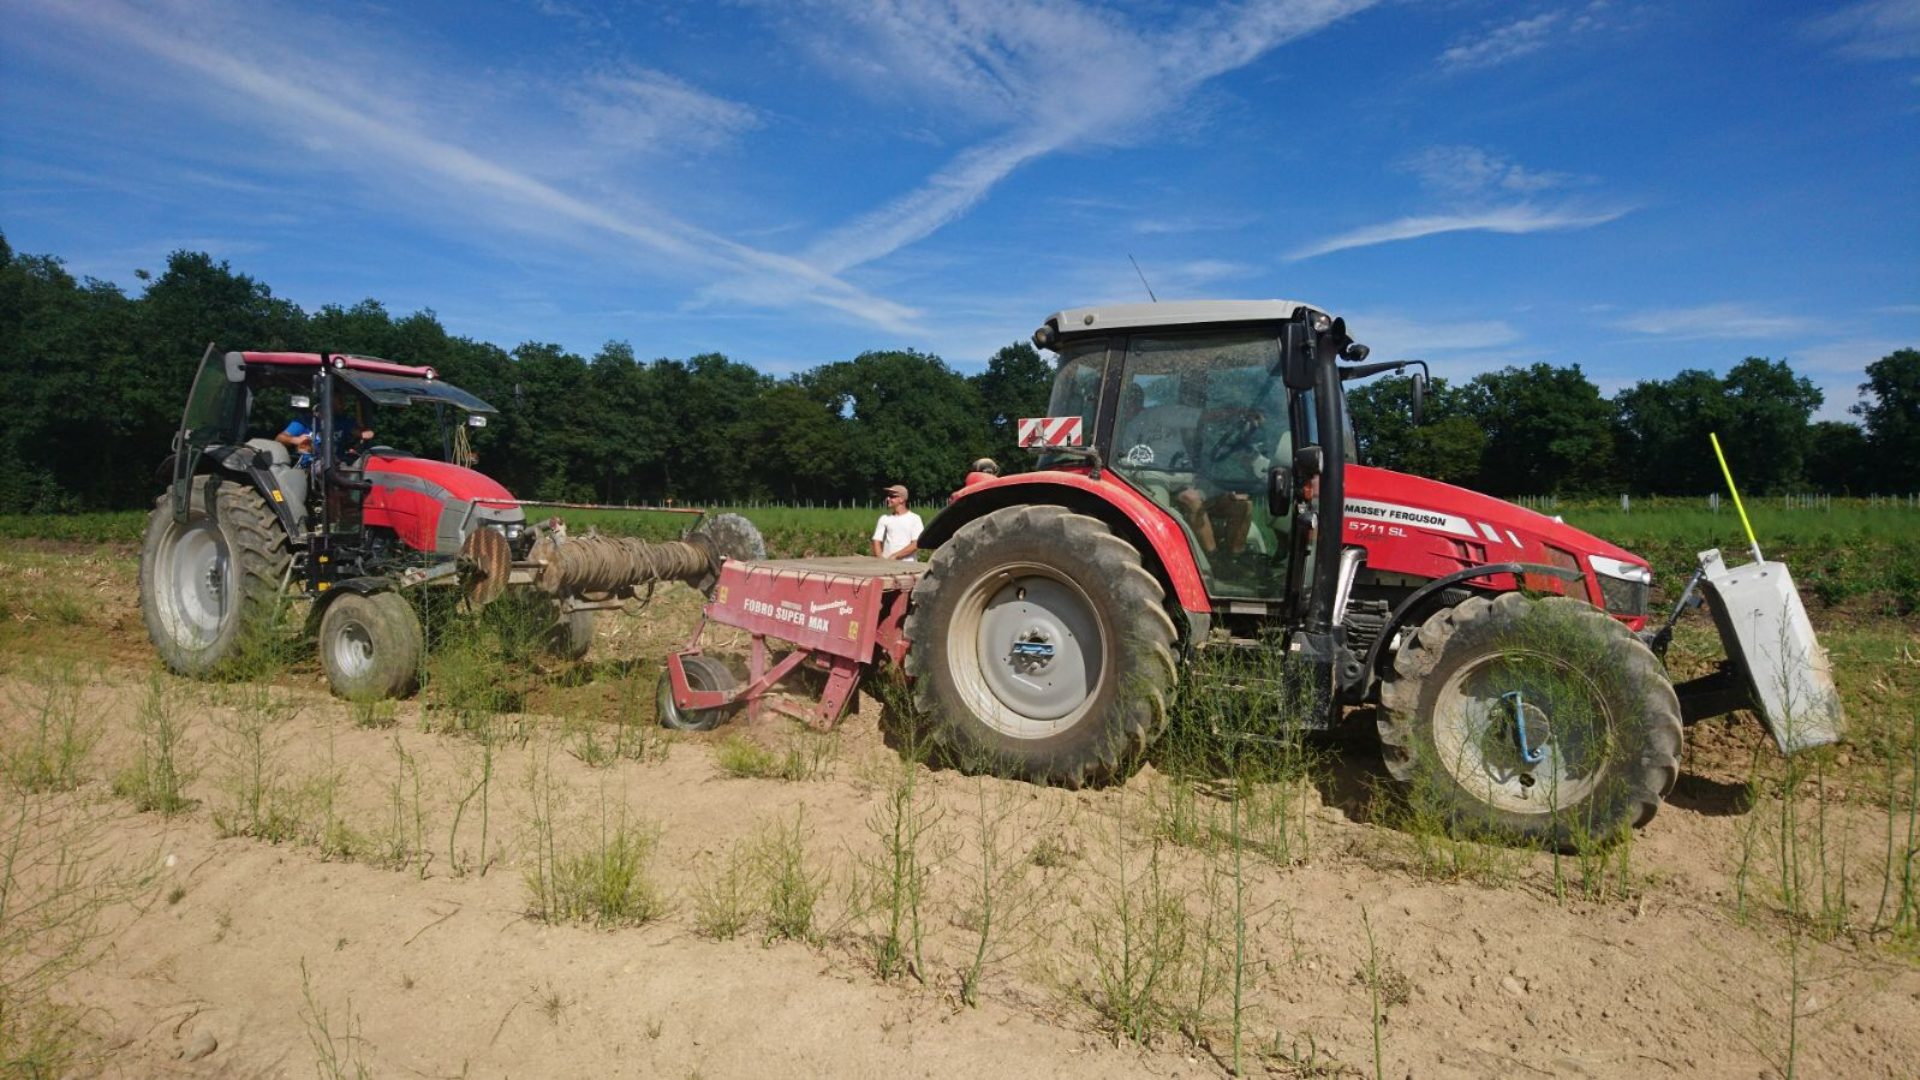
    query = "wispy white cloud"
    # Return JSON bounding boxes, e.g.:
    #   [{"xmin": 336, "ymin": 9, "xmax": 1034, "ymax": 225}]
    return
[
  {"xmin": 1437, "ymin": 2, "xmax": 1617, "ymax": 72},
  {"xmin": 1289, "ymin": 141, "xmax": 1623, "ymax": 259},
  {"xmin": 1402, "ymin": 145, "xmax": 1575, "ymax": 197},
  {"xmin": 1438, "ymin": 11, "xmax": 1561, "ymax": 70},
  {"xmin": 17, "ymin": 0, "xmax": 918, "ymax": 331},
  {"xmin": 568, "ymin": 69, "xmax": 761, "ymax": 156},
  {"xmin": 1288, "ymin": 205, "xmax": 1628, "ymax": 260},
  {"xmin": 788, "ymin": 0, "xmax": 1380, "ymax": 275},
  {"xmin": 1806, "ymin": 0, "xmax": 1920, "ymax": 60},
  {"xmin": 1620, "ymin": 303, "xmax": 1812, "ymax": 340}
]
